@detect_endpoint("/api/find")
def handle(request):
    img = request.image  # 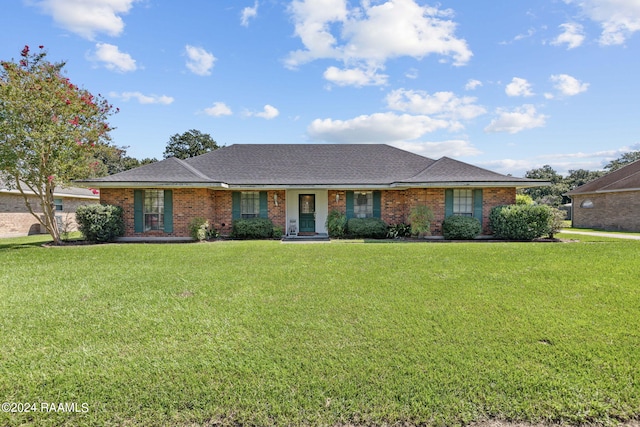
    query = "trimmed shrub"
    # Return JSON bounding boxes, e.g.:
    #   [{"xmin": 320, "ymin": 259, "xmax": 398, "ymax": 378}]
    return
[
  {"xmin": 272, "ymin": 226, "xmax": 283, "ymax": 239},
  {"xmin": 231, "ymin": 218, "xmax": 274, "ymax": 239},
  {"xmin": 189, "ymin": 217, "xmax": 209, "ymax": 242},
  {"xmin": 326, "ymin": 210, "xmax": 347, "ymax": 238},
  {"xmin": 489, "ymin": 204, "xmax": 554, "ymax": 240},
  {"xmin": 408, "ymin": 205, "xmax": 434, "ymax": 237},
  {"xmin": 76, "ymin": 204, "xmax": 124, "ymax": 243},
  {"xmin": 442, "ymin": 215, "xmax": 481, "ymax": 240},
  {"xmin": 347, "ymin": 217, "xmax": 388, "ymax": 239}
]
